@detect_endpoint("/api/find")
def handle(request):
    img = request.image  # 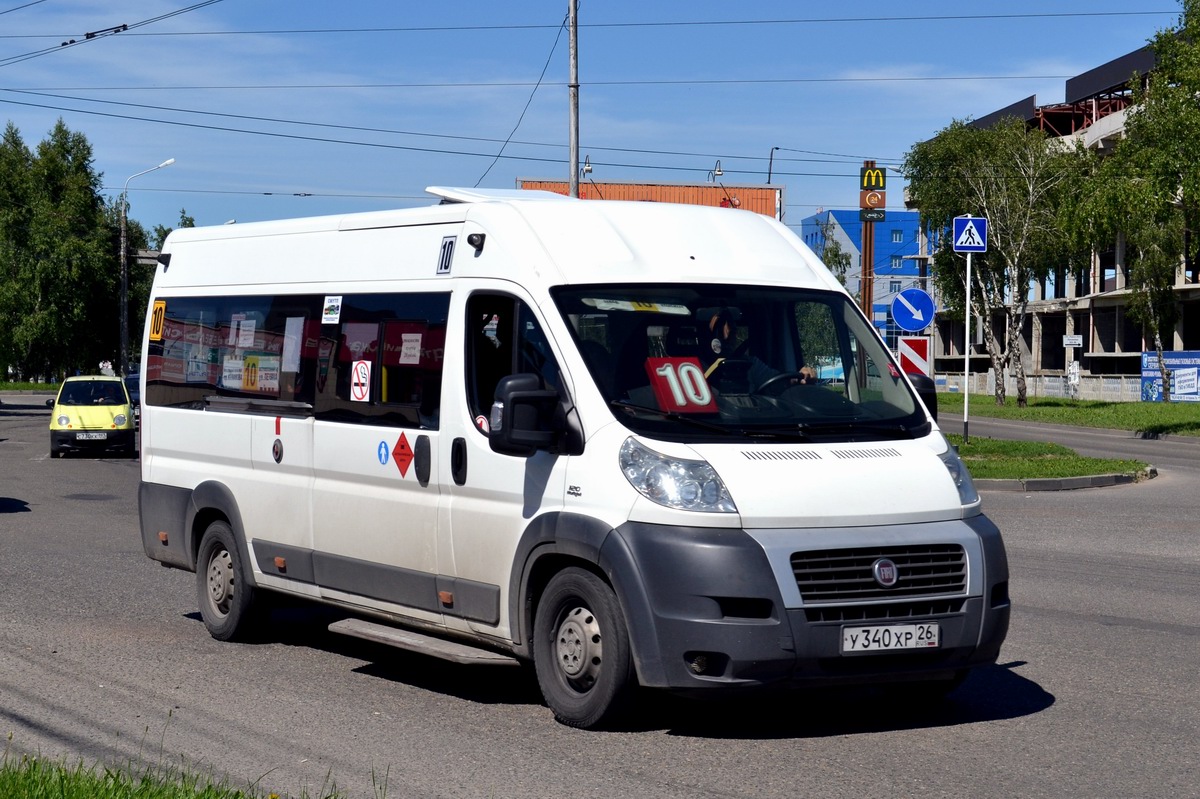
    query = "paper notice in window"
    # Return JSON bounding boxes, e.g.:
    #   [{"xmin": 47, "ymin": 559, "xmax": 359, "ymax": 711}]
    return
[{"xmin": 399, "ymin": 333, "xmax": 422, "ymax": 365}]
